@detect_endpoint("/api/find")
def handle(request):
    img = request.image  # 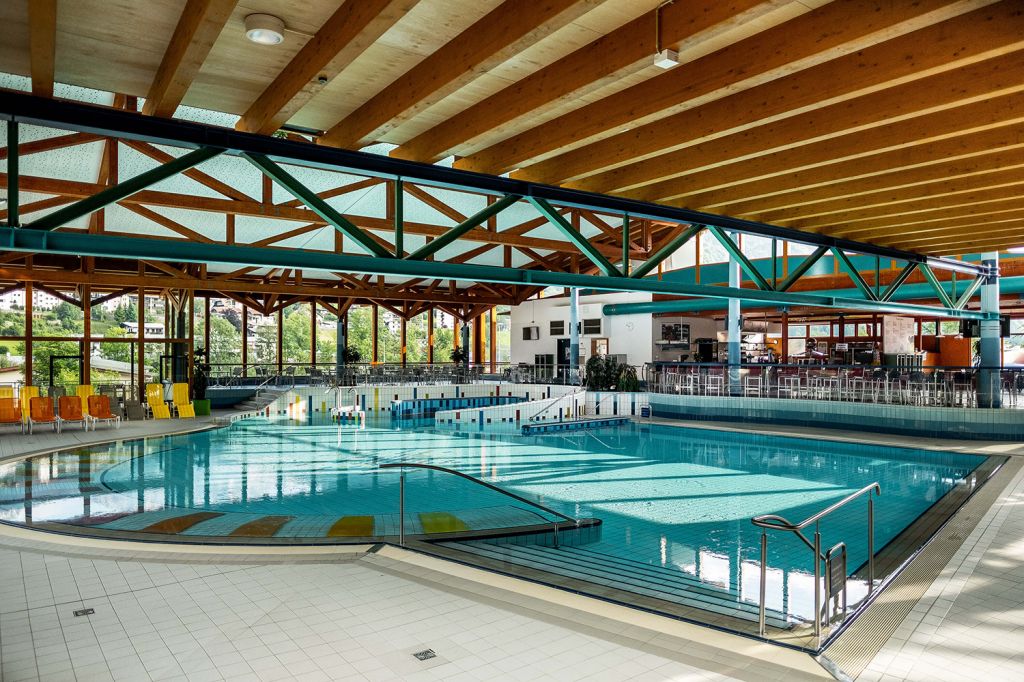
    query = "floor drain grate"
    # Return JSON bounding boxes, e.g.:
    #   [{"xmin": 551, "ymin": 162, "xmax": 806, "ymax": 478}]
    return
[
  {"xmin": 412, "ymin": 649, "xmax": 436, "ymax": 661},
  {"xmin": 73, "ymin": 608, "xmax": 95, "ymax": 617}
]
